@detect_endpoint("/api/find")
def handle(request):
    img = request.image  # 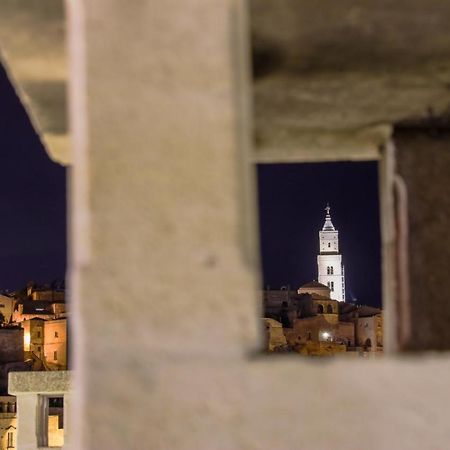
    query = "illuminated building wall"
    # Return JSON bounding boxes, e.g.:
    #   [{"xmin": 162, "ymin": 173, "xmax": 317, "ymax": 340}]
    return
[
  {"xmin": 21, "ymin": 319, "xmax": 45, "ymax": 360},
  {"xmin": 44, "ymin": 319, "xmax": 67, "ymax": 370},
  {"xmin": 317, "ymin": 206, "xmax": 346, "ymax": 301},
  {"xmin": 354, "ymin": 314, "xmax": 383, "ymax": 351}
]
